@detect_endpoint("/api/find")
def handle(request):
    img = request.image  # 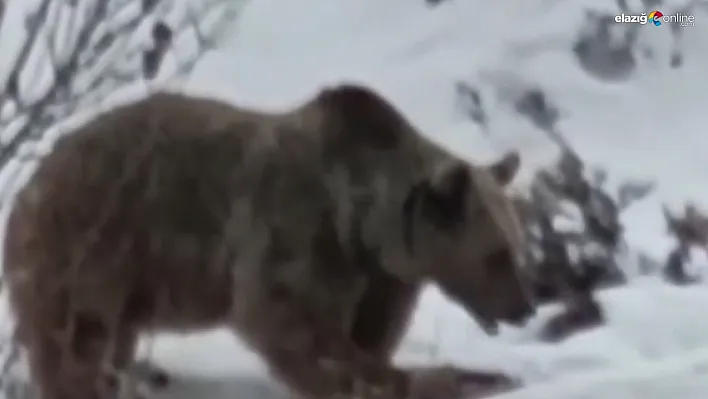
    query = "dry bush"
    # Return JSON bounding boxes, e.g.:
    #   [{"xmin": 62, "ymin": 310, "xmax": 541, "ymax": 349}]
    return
[{"xmin": 662, "ymin": 203, "xmax": 708, "ymax": 285}]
